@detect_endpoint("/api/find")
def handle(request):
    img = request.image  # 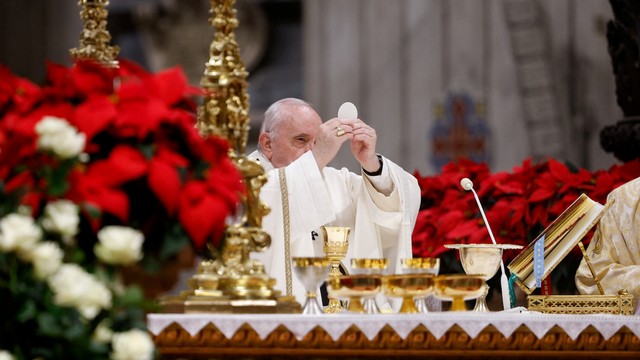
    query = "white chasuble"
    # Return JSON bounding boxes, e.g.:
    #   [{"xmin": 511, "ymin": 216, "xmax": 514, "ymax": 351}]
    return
[
  {"xmin": 249, "ymin": 150, "xmax": 421, "ymax": 305},
  {"xmin": 576, "ymin": 177, "xmax": 640, "ymax": 302}
]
